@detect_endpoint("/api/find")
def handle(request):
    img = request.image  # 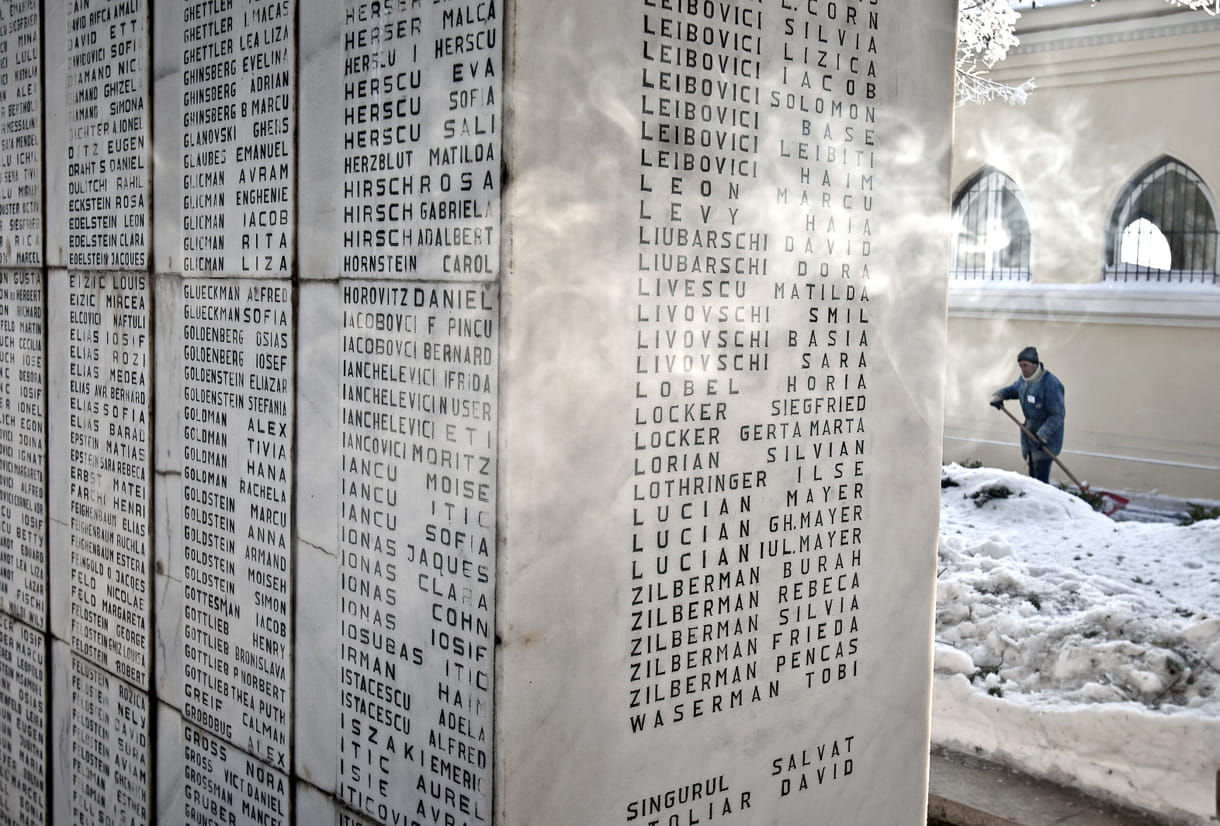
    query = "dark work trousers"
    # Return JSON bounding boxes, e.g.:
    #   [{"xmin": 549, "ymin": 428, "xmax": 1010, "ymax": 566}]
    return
[{"xmin": 1028, "ymin": 454, "xmax": 1052, "ymax": 484}]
